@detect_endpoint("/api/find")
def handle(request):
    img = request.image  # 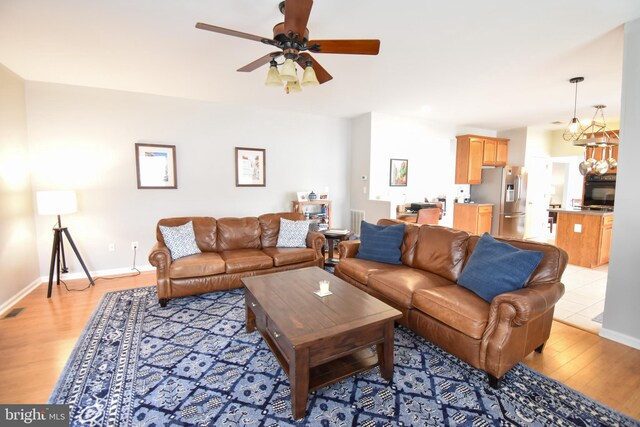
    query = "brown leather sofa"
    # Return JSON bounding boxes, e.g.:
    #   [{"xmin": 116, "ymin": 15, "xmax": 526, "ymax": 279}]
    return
[
  {"xmin": 149, "ymin": 212, "xmax": 325, "ymax": 307},
  {"xmin": 335, "ymin": 219, "xmax": 568, "ymax": 387}
]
